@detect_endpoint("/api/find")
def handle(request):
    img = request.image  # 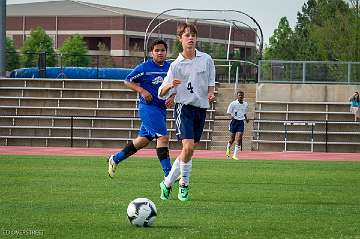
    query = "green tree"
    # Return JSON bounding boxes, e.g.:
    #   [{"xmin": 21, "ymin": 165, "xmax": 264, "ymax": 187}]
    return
[
  {"xmin": 172, "ymin": 39, "xmax": 183, "ymax": 58},
  {"xmin": 6, "ymin": 37, "xmax": 20, "ymax": 71},
  {"xmin": 198, "ymin": 41, "xmax": 211, "ymax": 54},
  {"xmin": 59, "ymin": 34, "xmax": 90, "ymax": 67},
  {"xmin": 264, "ymin": 17, "xmax": 294, "ymax": 60},
  {"xmin": 212, "ymin": 43, "xmax": 227, "ymax": 59},
  {"xmin": 265, "ymin": 0, "xmax": 359, "ymax": 61},
  {"xmin": 20, "ymin": 27, "xmax": 56, "ymax": 67}
]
